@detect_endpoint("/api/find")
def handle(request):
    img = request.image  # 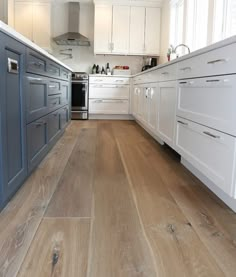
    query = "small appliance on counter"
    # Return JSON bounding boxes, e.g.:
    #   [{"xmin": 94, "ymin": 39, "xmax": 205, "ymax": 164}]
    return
[
  {"xmin": 112, "ymin": 65, "xmax": 131, "ymax": 75},
  {"xmin": 142, "ymin": 57, "xmax": 158, "ymax": 71},
  {"xmin": 71, "ymin": 72, "xmax": 89, "ymax": 120}
]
